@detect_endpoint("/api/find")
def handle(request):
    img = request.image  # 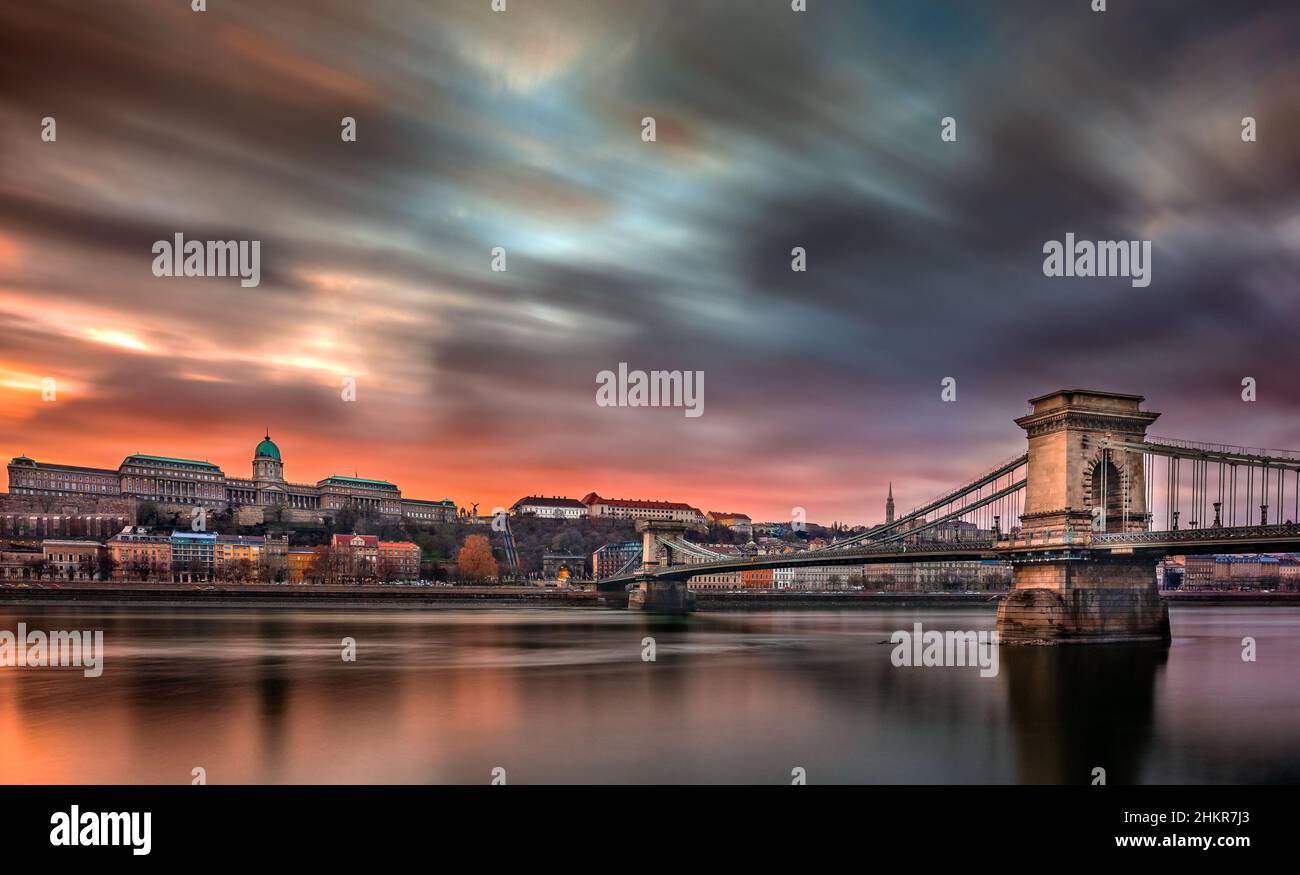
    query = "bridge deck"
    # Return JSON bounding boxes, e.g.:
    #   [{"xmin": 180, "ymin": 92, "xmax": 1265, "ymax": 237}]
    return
[
  {"xmin": 601, "ymin": 542, "xmax": 996, "ymax": 586},
  {"xmin": 601, "ymin": 525, "xmax": 1300, "ymax": 588}
]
